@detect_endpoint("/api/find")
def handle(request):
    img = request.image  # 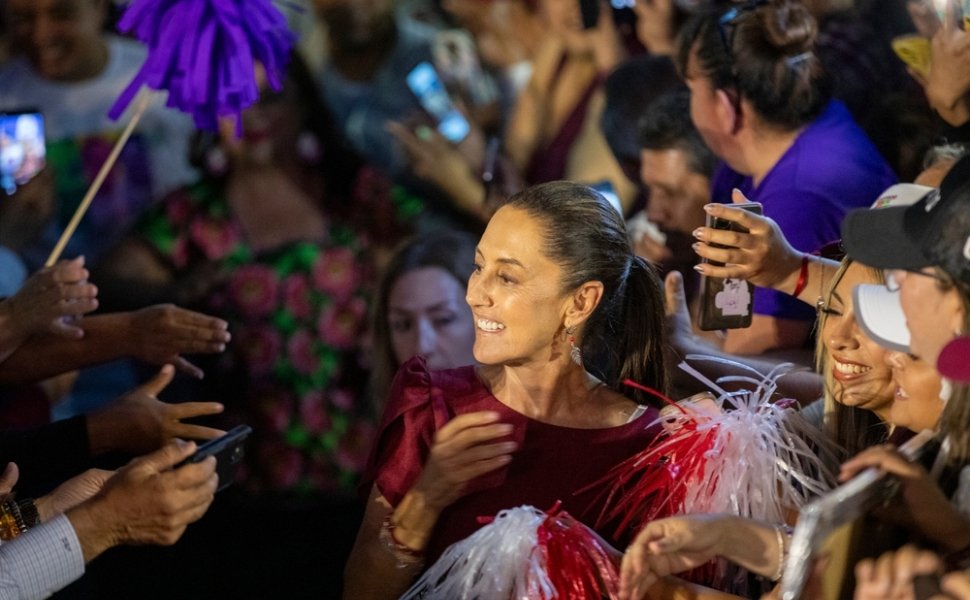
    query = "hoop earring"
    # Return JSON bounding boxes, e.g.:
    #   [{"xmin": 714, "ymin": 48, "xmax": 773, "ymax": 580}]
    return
[{"xmin": 565, "ymin": 325, "xmax": 582, "ymax": 366}]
